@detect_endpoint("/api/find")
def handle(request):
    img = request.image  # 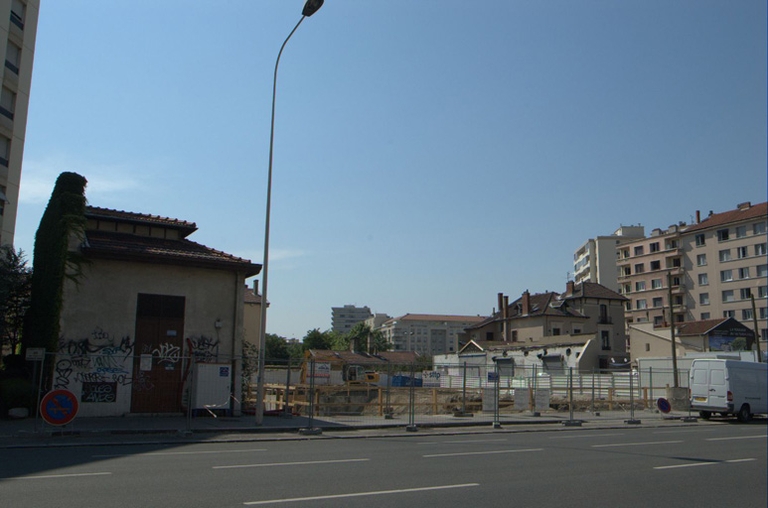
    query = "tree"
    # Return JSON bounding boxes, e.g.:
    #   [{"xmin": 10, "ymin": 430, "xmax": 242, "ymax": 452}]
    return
[
  {"xmin": 0, "ymin": 246, "xmax": 32, "ymax": 355},
  {"xmin": 302, "ymin": 328, "xmax": 342, "ymax": 351},
  {"xmin": 344, "ymin": 323, "xmax": 390, "ymax": 353},
  {"xmin": 264, "ymin": 333, "xmax": 289, "ymax": 363}
]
